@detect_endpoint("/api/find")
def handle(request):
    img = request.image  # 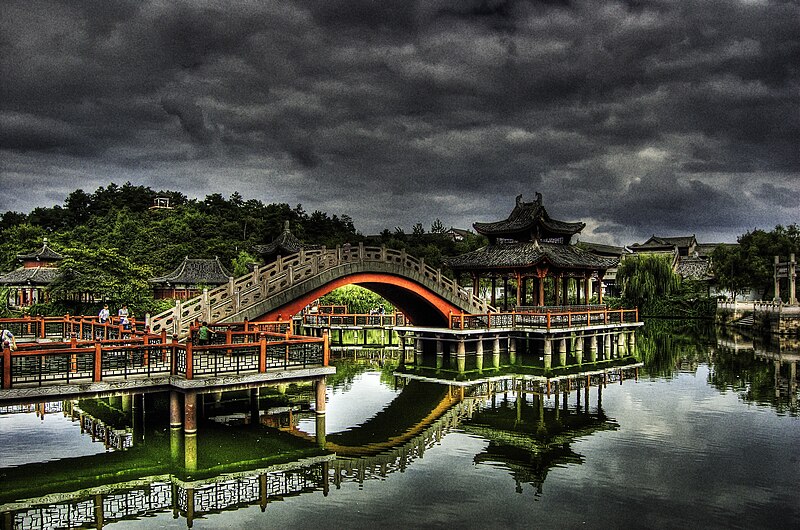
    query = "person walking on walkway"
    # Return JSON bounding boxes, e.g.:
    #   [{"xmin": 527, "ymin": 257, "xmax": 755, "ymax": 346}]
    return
[{"xmin": 98, "ymin": 304, "xmax": 110, "ymax": 324}]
